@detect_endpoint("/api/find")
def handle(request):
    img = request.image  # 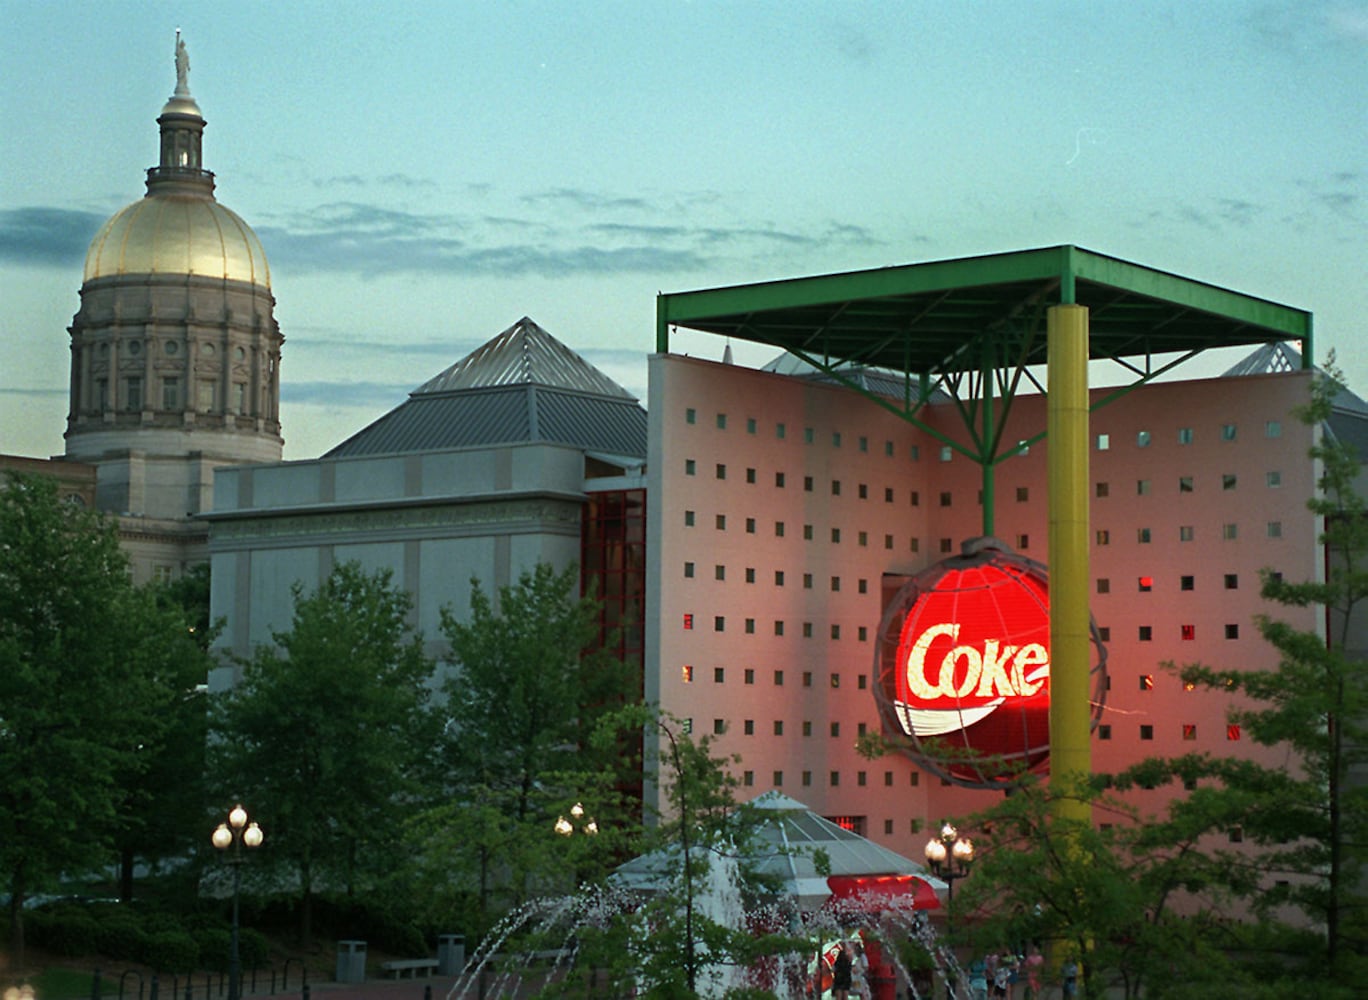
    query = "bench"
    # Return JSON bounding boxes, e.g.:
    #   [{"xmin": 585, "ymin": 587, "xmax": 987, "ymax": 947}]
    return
[{"xmin": 380, "ymin": 958, "xmax": 439, "ymax": 979}]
